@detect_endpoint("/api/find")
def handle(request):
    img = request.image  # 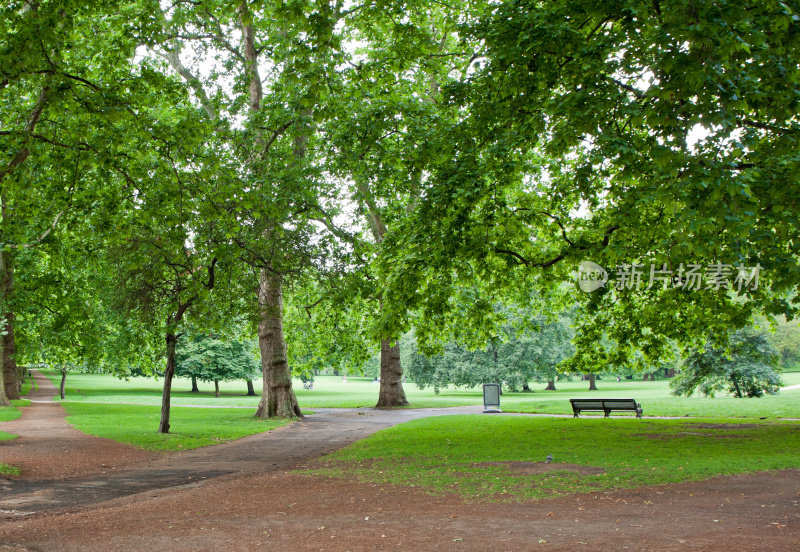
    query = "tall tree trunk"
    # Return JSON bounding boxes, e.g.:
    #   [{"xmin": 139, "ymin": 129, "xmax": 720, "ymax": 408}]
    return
[
  {"xmin": 587, "ymin": 373, "xmax": 598, "ymax": 391},
  {"xmin": 239, "ymin": 6, "xmax": 300, "ymax": 419},
  {"xmin": 155, "ymin": 261, "xmax": 212, "ymax": 434},
  {"xmin": 214, "ymin": 380, "xmax": 220, "ymax": 397},
  {"xmin": 0, "ymin": 248, "xmax": 19, "ymax": 400},
  {"xmin": 731, "ymin": 375, "xmax": 743, "ymax": 398},
  {"xmin": 522, "ymin": 382, "xmax": 532, "ymax": 392},
  {"xmin": 255, "ymin": 270, "xmax": 301, "ymax": 418},
  {"xmin": 0, "ymin": 360, "xmax": 7, "ymax": 406},
  {"xmin": 358, "ymin": 177, "xmax": 410, "ymax": 406},
  {"xmin": 2, "ymin": 312, "xmax": 19, "ymax": 400},
  {"xmin": 376, "ymin": 338, "xmax": 408, "ymax": 407},
  {"xmin": 246, "ymin": 379, "xmax": 256, "ymax": 396},
  {"xmin": 158, "ymin": 333, "xmax": 178, "ymax": 434},
  {"xmin": 60, "ymin": 367, "xmax": 67, "ymax": 400},
  {"xmin": 191, "ymin": 375, "xmax": 199, "ymax": 393},
  {"xmin": 545, "ymin": 379, "xmax": 557, "ymax": 391}
]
